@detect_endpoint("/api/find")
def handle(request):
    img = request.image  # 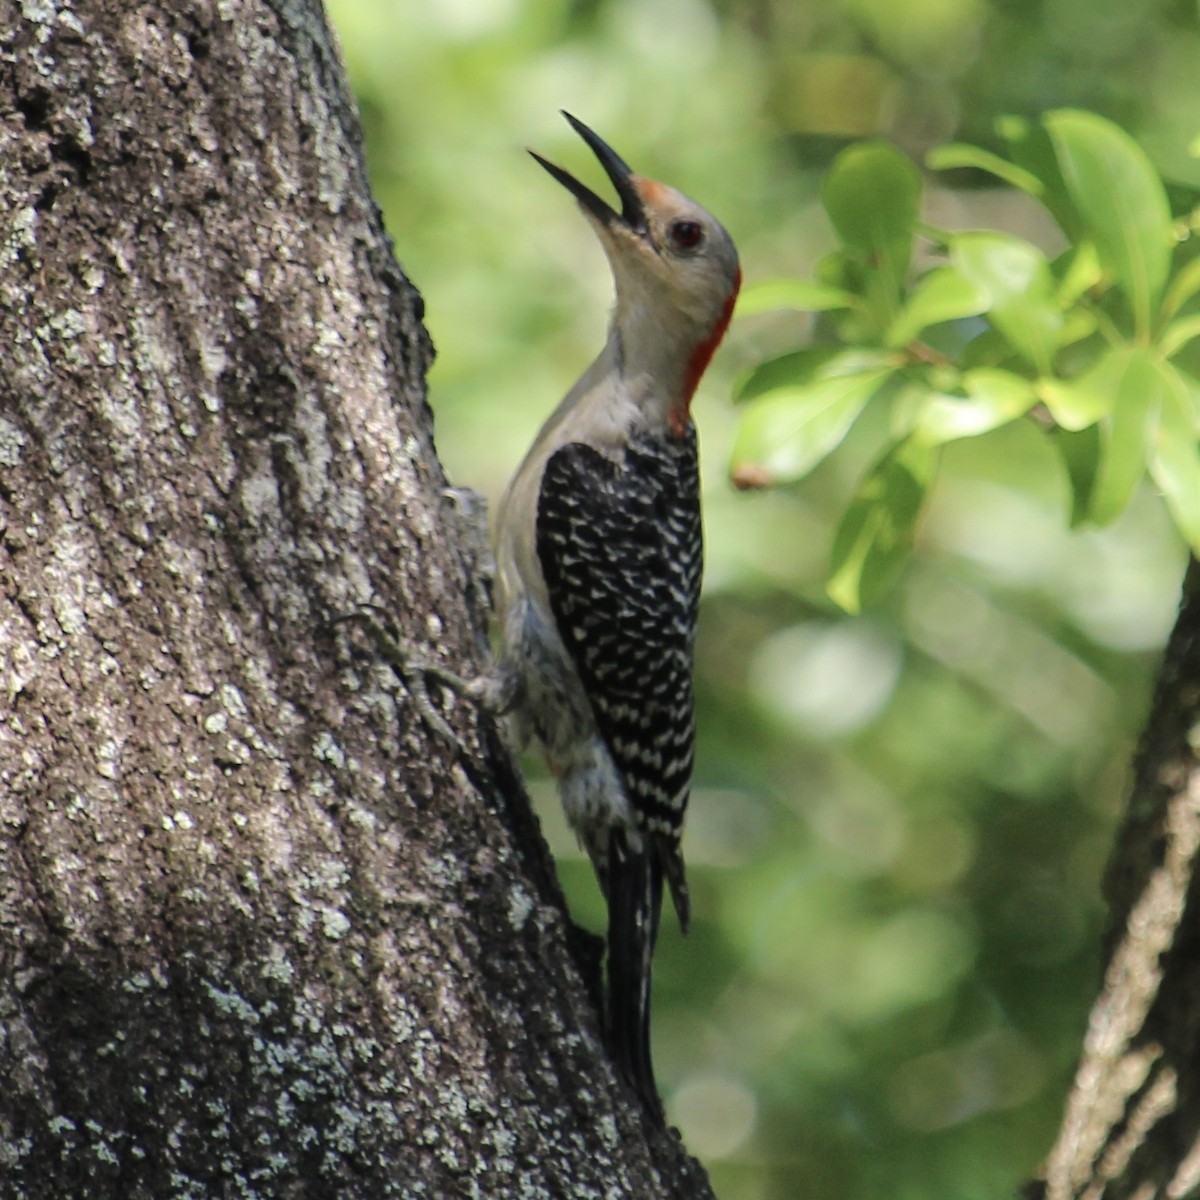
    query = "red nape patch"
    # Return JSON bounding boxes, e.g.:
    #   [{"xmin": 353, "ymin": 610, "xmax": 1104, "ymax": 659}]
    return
[{"xmin": 670, "ymin": 268, "xmax": 742, "ymax": 436}]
